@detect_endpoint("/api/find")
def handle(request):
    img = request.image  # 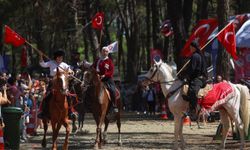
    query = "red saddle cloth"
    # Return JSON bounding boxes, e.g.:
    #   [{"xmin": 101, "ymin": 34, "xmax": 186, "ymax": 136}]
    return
[{"xmin": 198, "ymin": 82, "xmax": 234, "ymax": 111}]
